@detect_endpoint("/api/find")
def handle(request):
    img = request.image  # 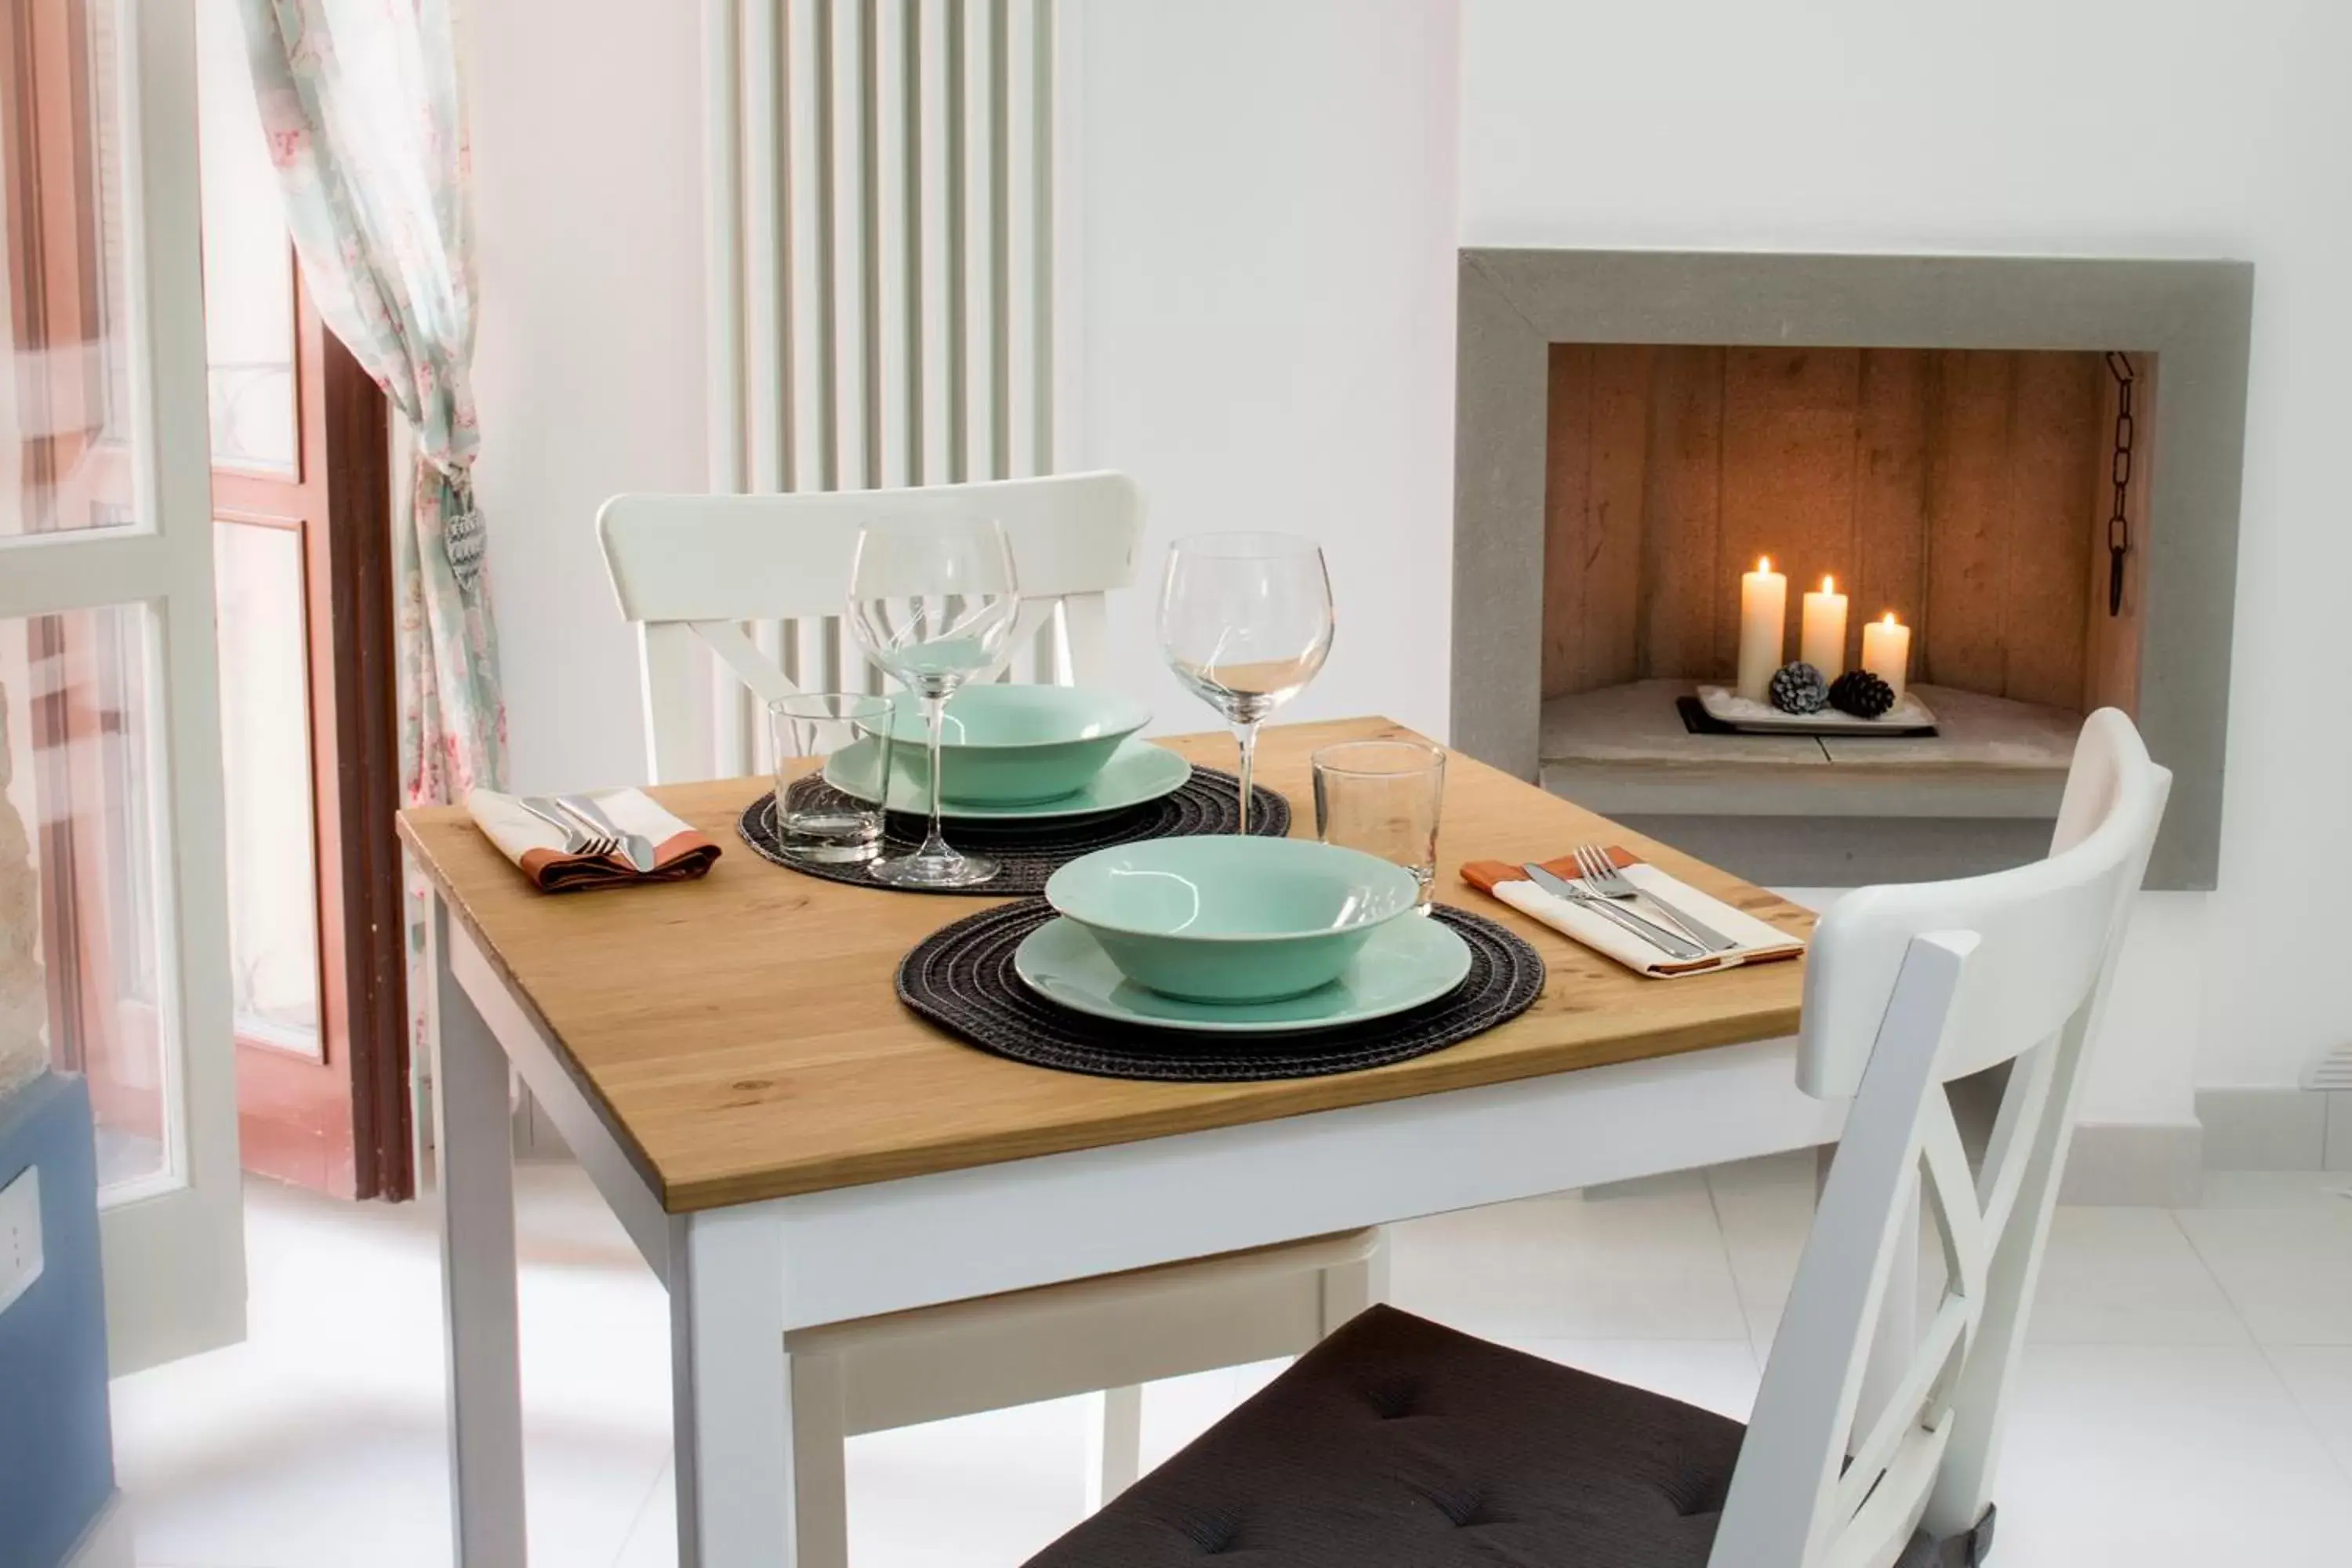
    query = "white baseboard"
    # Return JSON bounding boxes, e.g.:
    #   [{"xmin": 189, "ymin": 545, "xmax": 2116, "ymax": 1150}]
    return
[{"xmin": 2194, "ymin": 1087, "xmax": 2352, "ymax": 1173}]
